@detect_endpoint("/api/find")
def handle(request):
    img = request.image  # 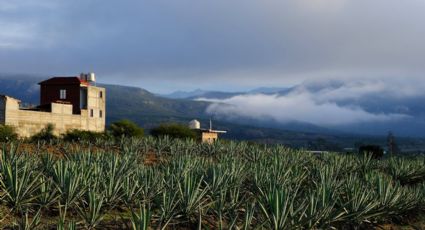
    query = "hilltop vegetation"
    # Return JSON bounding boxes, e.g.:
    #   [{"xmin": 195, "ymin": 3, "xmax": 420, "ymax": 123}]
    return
[{"xmin": 0, "ymin": 137, "xmax": 424, "ymax": 229}]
